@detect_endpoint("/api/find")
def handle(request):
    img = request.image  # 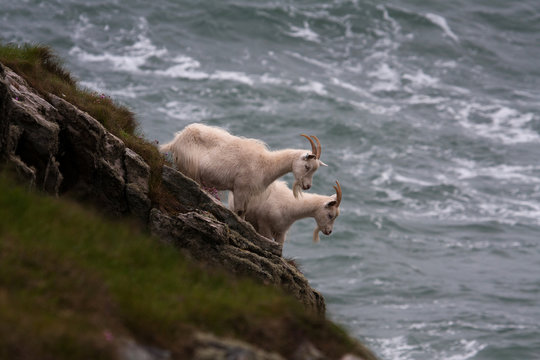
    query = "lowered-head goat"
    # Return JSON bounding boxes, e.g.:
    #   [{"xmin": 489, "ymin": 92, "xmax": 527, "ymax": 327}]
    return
[
  {"xmin": 160, "ymin": 123, "xmax": 327, "ymax": 217},
  {"xmin": 229, "ymin": 180, "xmax": 342, "ymax": 245}
]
